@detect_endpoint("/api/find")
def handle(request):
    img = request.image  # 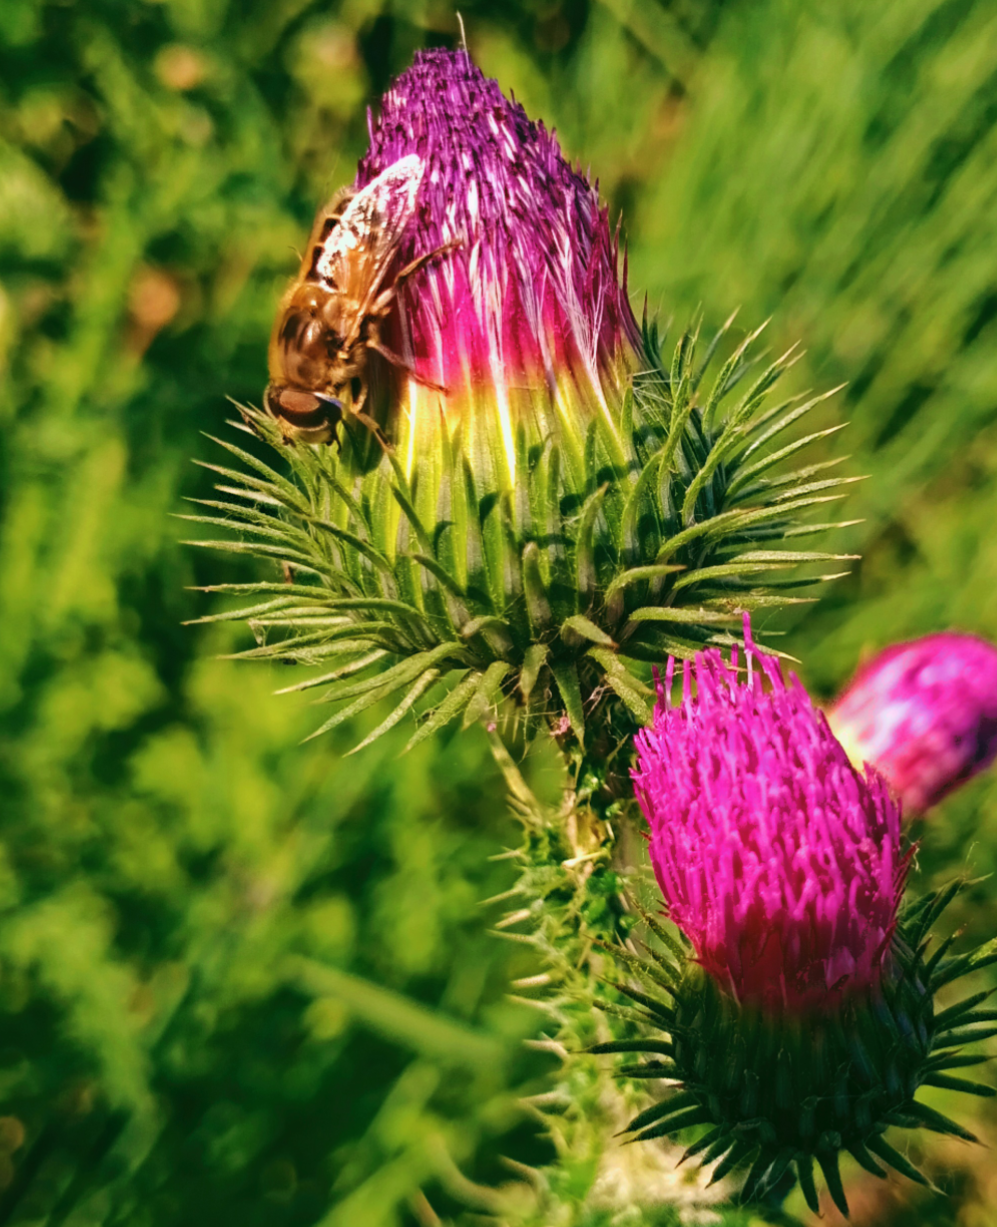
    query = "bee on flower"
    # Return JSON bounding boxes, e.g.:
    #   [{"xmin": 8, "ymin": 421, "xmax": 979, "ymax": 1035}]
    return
[{"xmin": 196, "ymin": 49, "xmax": 852, "ymax": 754}]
